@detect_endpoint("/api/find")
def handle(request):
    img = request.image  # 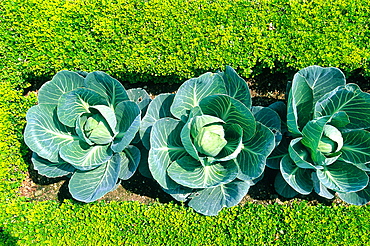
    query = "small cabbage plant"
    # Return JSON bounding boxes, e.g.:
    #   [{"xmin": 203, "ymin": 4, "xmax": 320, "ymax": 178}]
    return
[
  {"xmin": 140, "ymin": 66, "xmax": 278, "ymax": 215},
  {"xmin": 24, "ymin": 71, "xmax": 148, "ymax": 202},
  {"xmin": 269, "ymin": 65, "xmax": 370, "ymax": 205}
]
